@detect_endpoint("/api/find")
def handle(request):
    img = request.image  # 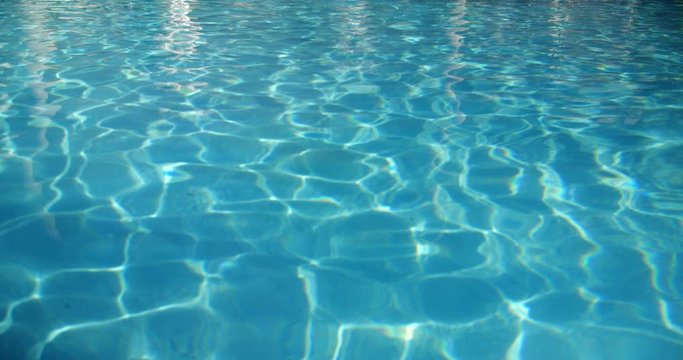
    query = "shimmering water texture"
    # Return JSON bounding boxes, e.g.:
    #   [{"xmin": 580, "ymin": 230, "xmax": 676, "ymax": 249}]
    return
[{"xmin": 1, "ymin": 0, "xmax": 682, "ymax": 359}]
